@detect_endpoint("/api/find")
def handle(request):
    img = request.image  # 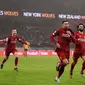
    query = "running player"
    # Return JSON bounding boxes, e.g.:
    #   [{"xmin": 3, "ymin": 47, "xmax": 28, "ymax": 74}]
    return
[
  {"xmin": 50, "ymin": 20, "xmax": 74, "ymax": 84},
  {"xmin": 70, "ymin": 23, "xmax": 85, "ymax": 78},
  {"xmin": 0, "ymin": 28, "xmax": 27, "ymax": 71}
]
